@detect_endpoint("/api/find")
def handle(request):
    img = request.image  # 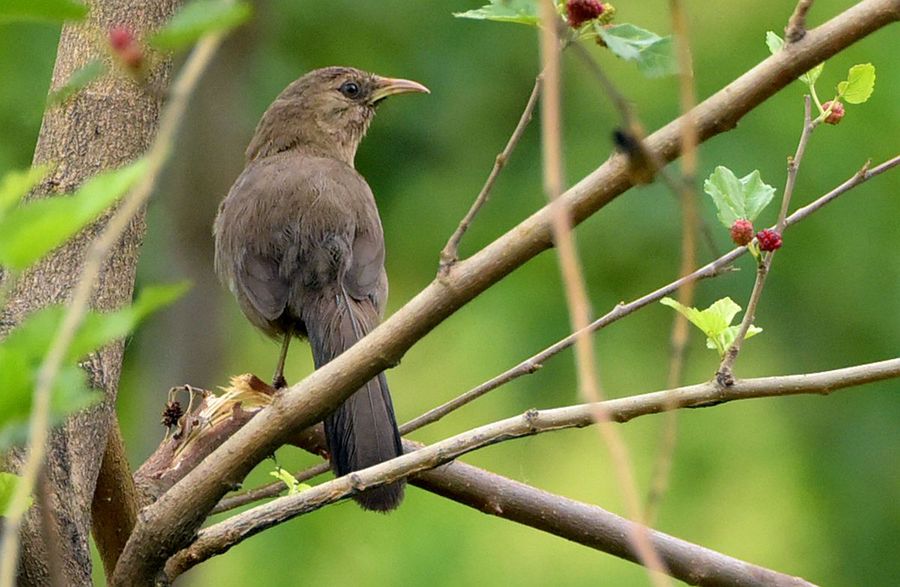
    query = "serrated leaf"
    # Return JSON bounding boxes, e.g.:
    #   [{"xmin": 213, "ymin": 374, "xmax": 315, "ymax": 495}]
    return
[
  {"xmin": 0, "ymin": 473, "xmax": 34, "ymax": 516},
  {"xmin": 0, "ymin": 166, "xmax": 49, "ymax": 217},
  {"xmin": 150, "ymin": 0, "xmax": 252, "ymax": 51},
  {"xmin": 453, "ymin": 0, "xmax": 539, "ymax": 25},
  {"xmin": 703, "ymin": 166, "xmax": 776, "ymax": 228},
  {"xmin": 597, "ymin": 23, "xmax": 677, "ymax": 78},
  {"xmin": 0, "ymin": 0, "xmax": 87, "ymax": 23},
  {"xmin": 661, "ymin": 297, "xmax": 760, "ymax": 356},
  {"xmin": 47, "ymin": 60, "xmax": 105, "ymax": 106},
  {"xmin": 0, "ymin": 159, "xmax": 146, "ymax": 270},
  {"xmin": 837, "ymin": 63, "xmax": 875, "ymax": 104},
  {"xmin": 765, "ymin": 31, "xmax": 783, "ymax": 55}
]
